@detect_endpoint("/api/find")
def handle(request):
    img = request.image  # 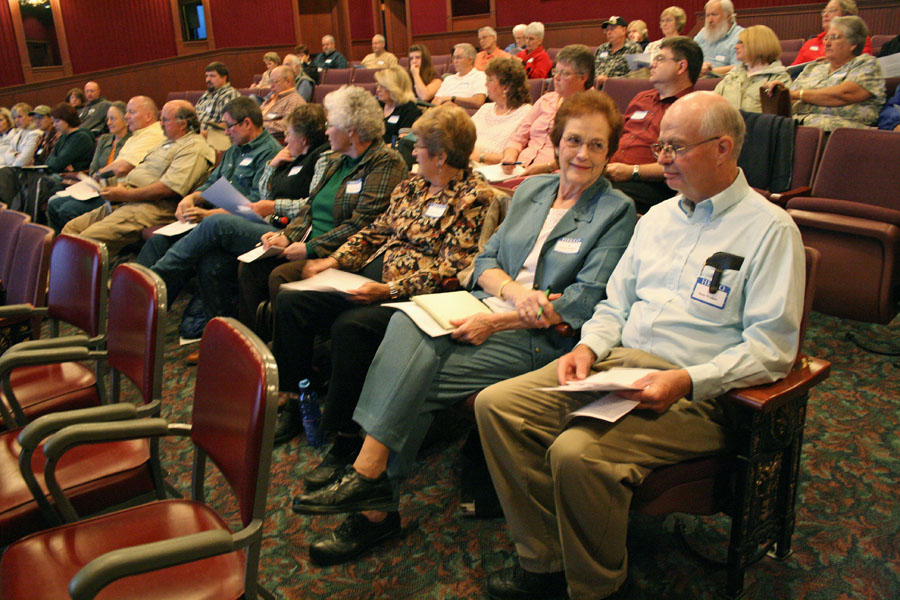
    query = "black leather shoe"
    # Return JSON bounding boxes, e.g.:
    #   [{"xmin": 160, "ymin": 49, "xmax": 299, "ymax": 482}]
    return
[
  {"xmin": 273, "ymin": 400, "xmax": 301, "ymax": 445},
  {"xmin": 304, "ymin": 445, "xmax": 357, "ymax": 490},
  {"xmin": 308, "ymin": 512, "xmax": 401, "ymax": 566},
  {"xmin": 291, "ymin": 467, "xmax": 396, "ymax": 514},
  {"xmin": 486, "ymin": 566, "xmax": 568, "ymax": 600}
]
